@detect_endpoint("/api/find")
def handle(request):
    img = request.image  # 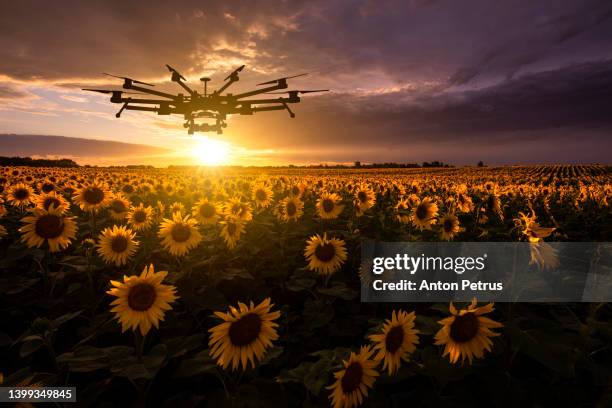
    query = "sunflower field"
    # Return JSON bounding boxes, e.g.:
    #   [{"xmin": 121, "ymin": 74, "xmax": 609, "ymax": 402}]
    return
[{"xmin": 0, "ymin": 164, "xmax": 611, "ymax": 407}]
